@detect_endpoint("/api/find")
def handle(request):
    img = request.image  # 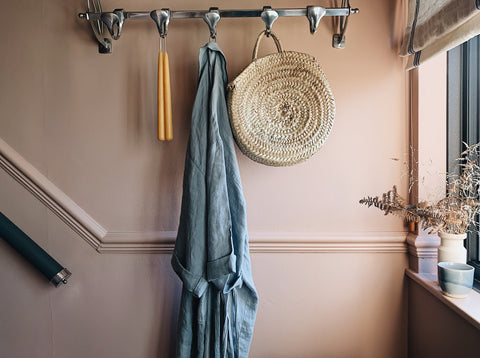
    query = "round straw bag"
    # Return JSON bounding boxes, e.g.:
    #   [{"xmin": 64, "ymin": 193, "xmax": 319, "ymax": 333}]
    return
[{"xmin": 227, "ymin": 30, "xmax": 335, "ymax": 166}]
